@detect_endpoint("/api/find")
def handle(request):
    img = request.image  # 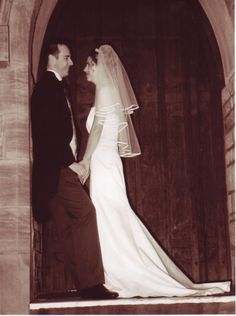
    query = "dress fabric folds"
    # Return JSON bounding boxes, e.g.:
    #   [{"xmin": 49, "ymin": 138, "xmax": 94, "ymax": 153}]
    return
[{"xmin": 86, "ymin": 105, "xmax": 230, "ymax": 298}]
